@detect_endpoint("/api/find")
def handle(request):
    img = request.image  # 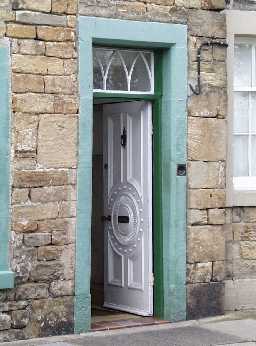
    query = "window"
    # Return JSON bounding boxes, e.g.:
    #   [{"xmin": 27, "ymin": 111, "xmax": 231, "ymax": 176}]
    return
[
  {"xmin": 227, "ymin": 10, "xmax": 256, "ymax": 205},
  {"xmin": 93, "ymin": 47, "xmax": 154, "ymax": 94}
]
